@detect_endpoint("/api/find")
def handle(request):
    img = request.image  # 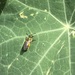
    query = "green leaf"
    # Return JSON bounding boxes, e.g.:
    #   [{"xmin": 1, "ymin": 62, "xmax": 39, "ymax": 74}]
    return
[{"xmin": 0, "ymin": 0, "xmax": 75, "ymax": 75}]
